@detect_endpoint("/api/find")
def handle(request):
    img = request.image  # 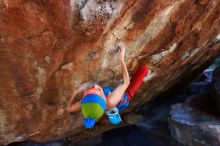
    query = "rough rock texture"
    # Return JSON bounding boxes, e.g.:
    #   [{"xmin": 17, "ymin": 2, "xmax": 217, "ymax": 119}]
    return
[
  {"xmin": 0, "ymin": 0, "xmax": 220, "ymax": 144},
  {"xmin": 169, "ymin": 104, "xmax": 220, "ymax": 146}
]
